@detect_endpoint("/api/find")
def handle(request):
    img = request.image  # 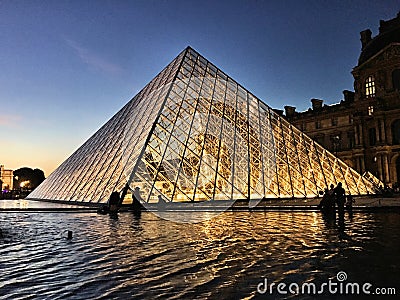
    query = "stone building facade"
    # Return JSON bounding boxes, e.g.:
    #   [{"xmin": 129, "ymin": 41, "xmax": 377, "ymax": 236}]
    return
[
  {"xmin": 285, "ymin": 13, "xmax": 400, "ymax": 187},
  {"xmin": 0, "ymin": 165, "xmax": 14, "ymax": 191}
]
